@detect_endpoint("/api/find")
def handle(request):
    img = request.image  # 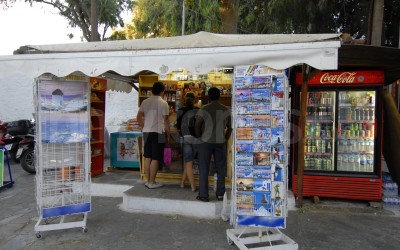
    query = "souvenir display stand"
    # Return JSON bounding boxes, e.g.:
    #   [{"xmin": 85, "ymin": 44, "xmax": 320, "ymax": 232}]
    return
[
  {"xmin": 0, "ymin": 146, "xmax": 14, "ymax": 190},
  {"xmin": 89, "ymin": 77, "xmax": 107, "ymax": 176},
  {"xmin": 34, "ymin": 73, "xmax": 91, "ymax": 238},
  {"xmin": 227, "ymin": 65, "xmax": 297, "ymax": 249}
]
